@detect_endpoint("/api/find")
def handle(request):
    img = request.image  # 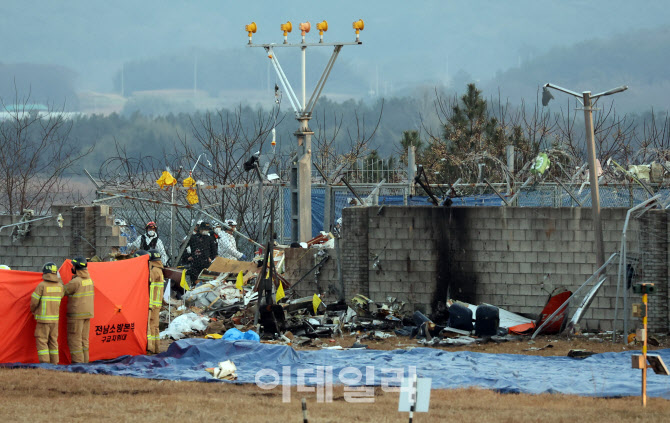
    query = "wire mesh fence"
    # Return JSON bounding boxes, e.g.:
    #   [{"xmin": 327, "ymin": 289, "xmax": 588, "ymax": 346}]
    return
[{"xmin": 312, "ymin": 158, "xmax": 407, "ymax": 184}]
